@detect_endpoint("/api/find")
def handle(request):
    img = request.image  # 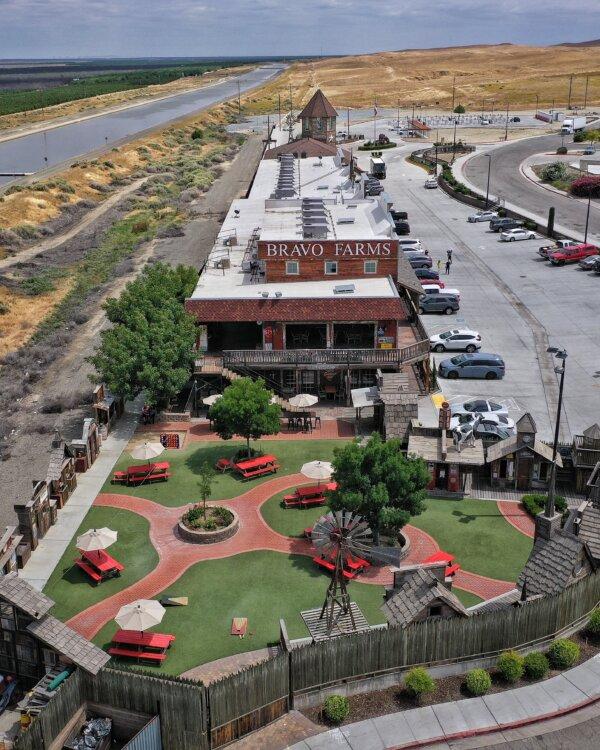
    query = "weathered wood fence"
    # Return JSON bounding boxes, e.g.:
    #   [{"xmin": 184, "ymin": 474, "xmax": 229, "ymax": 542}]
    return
[{"xmin": 15, "ymin": 572, "xmax": 600, "ymax": 749}]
